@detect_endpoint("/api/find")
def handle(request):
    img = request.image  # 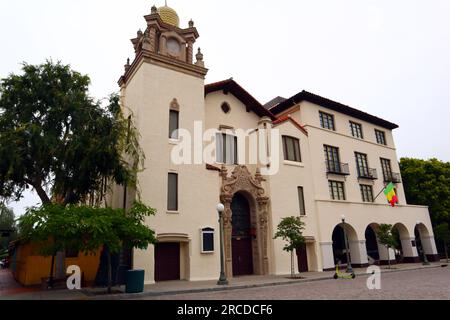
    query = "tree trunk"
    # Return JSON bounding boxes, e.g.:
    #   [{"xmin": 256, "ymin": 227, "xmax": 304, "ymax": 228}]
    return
[
  {"xmin": 48, "ymin": 254, "xmax": 55, "ymax": 289},
  {"xmin": 107, "ymin": 246, "xmax": 112, "ymax": 294},
  {"xmin": 387, "ymin": 246, "xmax": 391, "ymax": 269},
  {"xmin": 444, "ymin": 241, "xmax": 448, "ymax": 264},
  {"xmin": 291, "ymin": 251, "xmax": 295, "ymax": 278}
]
